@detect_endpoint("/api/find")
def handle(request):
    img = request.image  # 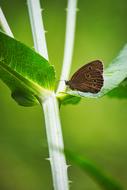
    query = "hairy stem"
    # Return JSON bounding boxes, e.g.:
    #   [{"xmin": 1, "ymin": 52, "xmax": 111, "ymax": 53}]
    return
[
  {"xmin": 57, "ymin": 0, "xmax": 78, "ymax": 93},
  {"xmin": 27, "ymin": 0, "xmax": 69, "ymax": 189}
]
